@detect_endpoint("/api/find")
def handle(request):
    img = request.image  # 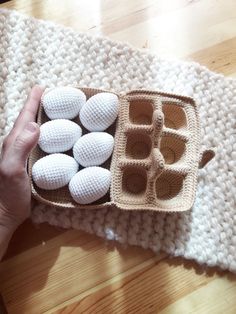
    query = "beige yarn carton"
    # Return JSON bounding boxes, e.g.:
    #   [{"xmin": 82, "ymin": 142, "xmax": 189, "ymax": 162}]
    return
[{"xmin": 28, "ymin": 87, "xmax": 214, "ymax": 212}]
